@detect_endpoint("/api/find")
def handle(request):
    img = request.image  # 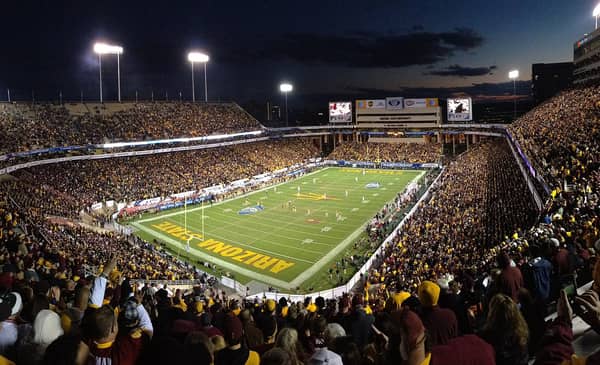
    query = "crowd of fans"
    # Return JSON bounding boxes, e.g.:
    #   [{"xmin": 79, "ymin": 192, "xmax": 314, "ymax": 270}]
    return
[
  {"xmin": 0, "ymin": 83, "xmax": 597, "ymax": 364},
  {"xmin": 0, "ymin": 102, "xmax": 262, "ymax": 154},
  {"xmin": 328, "ymin": 142, "xmax": 442, "ymax": 163}
]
